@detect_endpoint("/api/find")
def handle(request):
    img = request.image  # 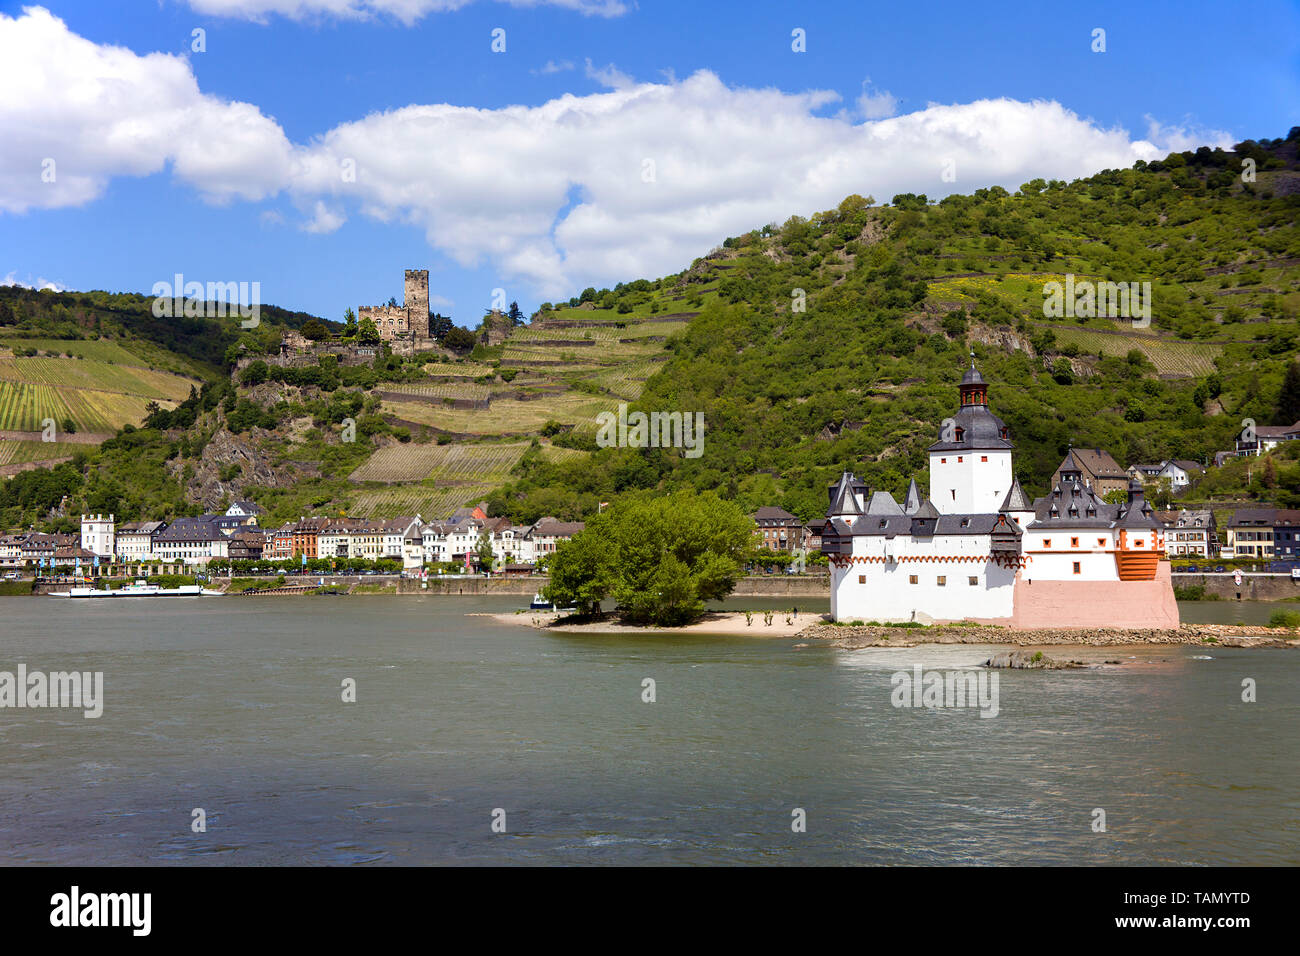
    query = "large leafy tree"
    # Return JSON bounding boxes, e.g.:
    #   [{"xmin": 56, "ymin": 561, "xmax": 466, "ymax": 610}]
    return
[{"xmin": 544, "ymin": 490, "xmax": 754, "ymax": 625}]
